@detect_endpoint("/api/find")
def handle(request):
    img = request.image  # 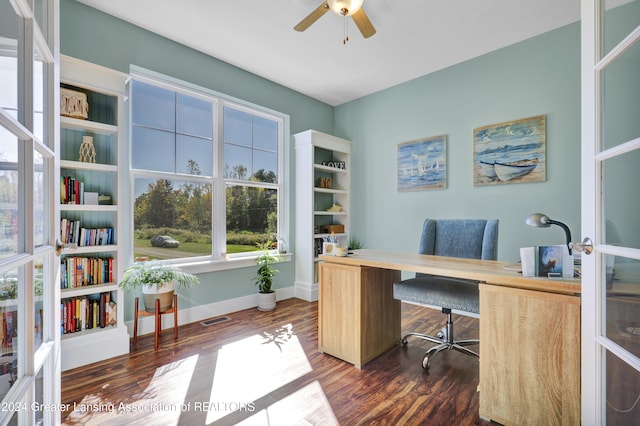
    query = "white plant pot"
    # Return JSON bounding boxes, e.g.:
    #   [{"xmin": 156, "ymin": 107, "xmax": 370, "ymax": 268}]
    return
[
  {"xmin": 141, "ymin": 281, "xmax": 175, "ymax": 313},
  {"xmin": 257, "ymin": 291, "xmax": 276, "ymax": 312}
]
